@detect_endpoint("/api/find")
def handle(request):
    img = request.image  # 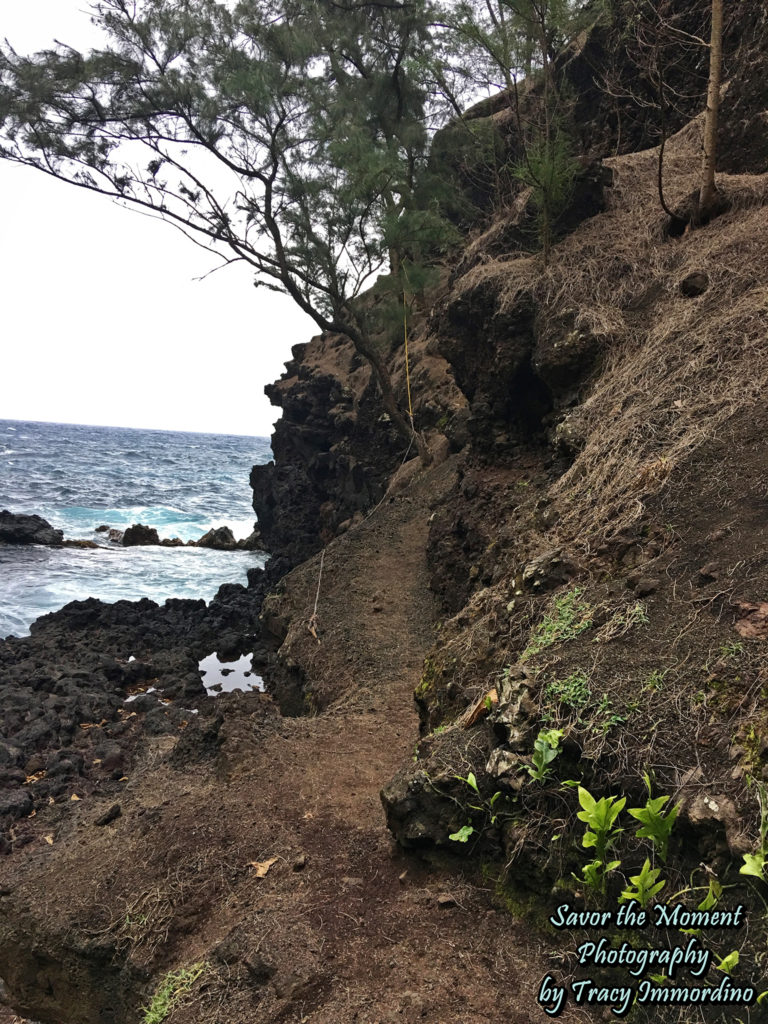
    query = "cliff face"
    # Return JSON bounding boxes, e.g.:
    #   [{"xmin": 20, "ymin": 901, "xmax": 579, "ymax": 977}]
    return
[
  {"xmin": 250, "ymin": 335, "xmax": 404, "ymax": 571},
  {"xmin": 250, "ymin": 315, "xmax": 469, "ymax": 572}
]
